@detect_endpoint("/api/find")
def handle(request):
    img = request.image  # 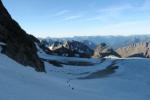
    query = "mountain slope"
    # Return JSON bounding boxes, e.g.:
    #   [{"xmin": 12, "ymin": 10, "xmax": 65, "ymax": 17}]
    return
[
  {"xmin": 93, "ymin": 43, "xmax": 120, "ymax": 58},
  {"xmin": 0, "ymin": 0, "xmax": 44, "ymax": 71},
  {"xmin": 116, "ymin": 41, "xmax": 150, "ymax": 58},
  {"xmin": 41, "ymin": 40, "xmax": 94, "ymax": 58}
]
